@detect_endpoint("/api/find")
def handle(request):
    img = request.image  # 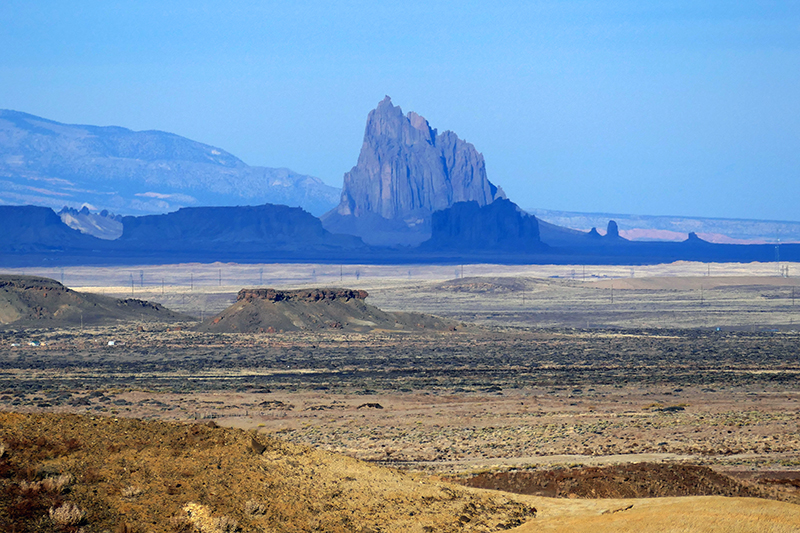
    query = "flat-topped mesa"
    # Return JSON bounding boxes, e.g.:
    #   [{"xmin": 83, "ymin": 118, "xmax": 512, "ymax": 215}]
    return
[{"xmin": 236, "ymin": 288, "xmax": 369, "ymax": 303}]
